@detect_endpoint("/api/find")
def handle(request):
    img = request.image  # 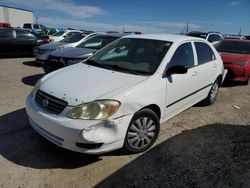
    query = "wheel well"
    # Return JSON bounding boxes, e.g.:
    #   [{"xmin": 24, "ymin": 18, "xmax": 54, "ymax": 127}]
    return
[
  {"xmin": 217, "ymin": 75, "xmax": 223, "ymax": 85},
  {"xmin": 141, "ymin": 104, "xmax": 161, "ymax": 119}
]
